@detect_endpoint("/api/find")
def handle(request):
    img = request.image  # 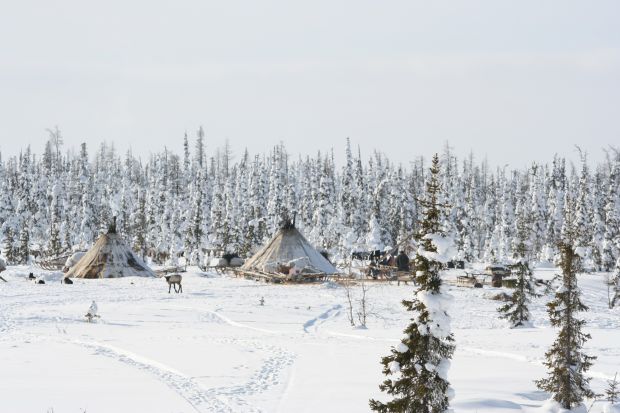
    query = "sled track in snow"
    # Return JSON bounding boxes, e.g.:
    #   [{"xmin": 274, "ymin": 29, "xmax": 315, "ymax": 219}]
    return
[
  {"xmin": 303, "ymin": 304, "xmax": 342, "ymax": 334},
  {"xmin": 62, "ymin": 338, "xmax": 235, "ymax": 413},
  {"xmin": 143, "ymin": 306, "xmax": 296, "ymax": 411},
  {"xmin": 0, "ymin": 297, "xmax": 20, "ymax": 339},
  {"xmin": 170, "ymin": 305, "xmax": 283, "ymax": 335},
  {"xmin": 461, "ymin": 346, "xmax": 616, "ymax": 381},
  {"xmin": 204, "ymin": 308, "xmax": 283, "ymax": 335},
  {"xmin": 0, "ymin": 304, "xmax": 16, "ymax": 337},
  {"xmin": 324, "ymin": 330, "xmax": 399, "ymax": 342},
  {"xmin": 24, "ymin": 325, "xmax": 294, "ymax": 413}
]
